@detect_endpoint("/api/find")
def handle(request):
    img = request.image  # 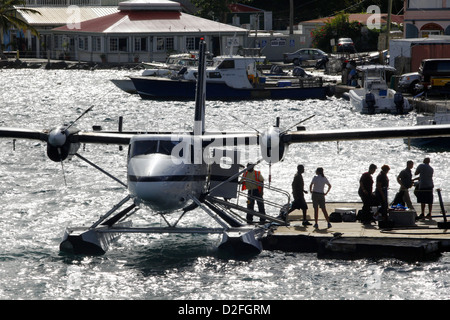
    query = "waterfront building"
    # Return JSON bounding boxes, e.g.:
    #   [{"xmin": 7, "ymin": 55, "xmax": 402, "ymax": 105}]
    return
[
  {"xmin": 404, "ymin": 0, "xmax": 450, "ymax": 38},
  {"xmin": 7, "ymin": 0, "xmax": 248, "ymax": 62}
]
